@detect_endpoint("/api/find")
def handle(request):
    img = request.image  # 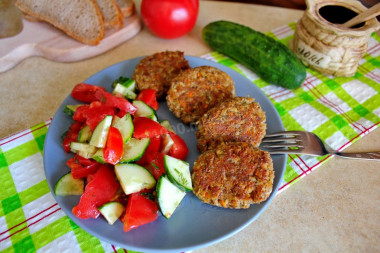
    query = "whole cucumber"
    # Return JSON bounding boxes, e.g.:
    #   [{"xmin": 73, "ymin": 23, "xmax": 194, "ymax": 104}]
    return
[{"xmin": 202, "ymin": 20, "xmax": 306, "ymax": 89}]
